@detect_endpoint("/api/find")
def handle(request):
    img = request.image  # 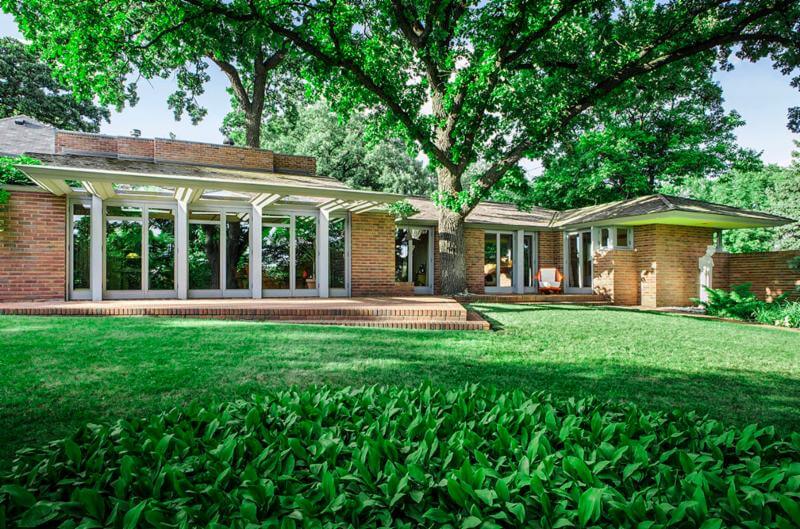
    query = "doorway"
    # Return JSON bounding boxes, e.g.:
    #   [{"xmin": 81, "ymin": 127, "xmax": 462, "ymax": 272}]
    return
[{"xmin": 565, "ymin": 230, "xmax": 593, "ymax": 293}]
